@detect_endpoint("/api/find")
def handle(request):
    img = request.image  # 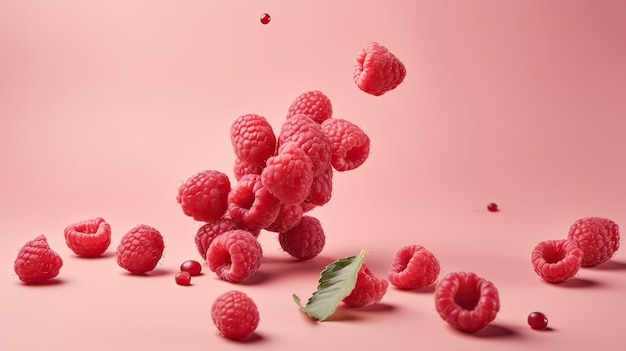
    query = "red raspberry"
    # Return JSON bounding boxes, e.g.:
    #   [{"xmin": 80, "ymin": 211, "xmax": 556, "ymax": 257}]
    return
[
  {"xmin": 321, "ymin": 118, "xmax": 370, "ymax": 172},
  {"xmin": 307, "ymin": 165, "xmax": 333, "ymax": 206},
  {"xmin": 435, "ymin": 272, "xmax": 500, "ymax": 333},
  {"xmin": 195, "ymin": 217, "xmax": 240, "ymax": 260},
  {"xmin": 180, "ymin": 260, "xmax": 202, "ymax": 276},
  {"xmin": 388, "ymin": 245, "xmax": 440, "ymax": 290},
  {"xmin": 286, "ymin": 90, "xmax": 333, "ymax": 124},
  {"xmin": 175, "ymin": 271, "xmax": 191, "ymax": 286},
  {"xmin": 116, "ymin": 224, "xmax": 165, "ymax": 274},
  {"xmin": 177, "ymin": 170, "xmax": 231, "ymax": 222},
  {"xmin": 64, "ymin": 217, "xmax": 112, "ymax": 257},
  {"xmin": 531, "ymin": 239, "xmax": 583, "ymax": 283},
  {"xmin": 228, "ymin": 174, "xmax": 281, "ymax": 230},
  {"xmin": 278, "ymin": 114, "xmax": 331, "ymax": 176},
  {"xmin": 342, "ymin": 264, "xmax": 389, "ymax": 307},
  {"xmin": 211, "ymin": 290, "xmax": 260, "ymax": 340},
  {"xmin": 353, "ymin": 41, "xmax": 406, "ymax": 96},
  {"xmin": 265, "ymin": 202, "xmax": 303, "ymax": 233},
  {"xmin": 300, "ymin": 201, "xmax": 317, "ymax": 213},
  {"xmin": 230, "ymin": 113, "xmax": 277, "ymax": 166},
  {"xmin": 206, "ymin": 229, "xmax": 263, "ymax": 283},
  {"xmin": 14, "ymin": 235, "xmax": 63, "ymax": 284},
  {"xmin": 261, "ymin": 142, "xmax": 314, "ymax": 205},
  {"xmin": 233, "ymin": 157, "xmax": 264, "ymax": 181},
  {"xmin": 567, "ymin": 217, "xmax": 620, "ymax": 267},
  {"xmin": 278, "ymin": 215, "xmax": 325, "ymax": 260}
]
